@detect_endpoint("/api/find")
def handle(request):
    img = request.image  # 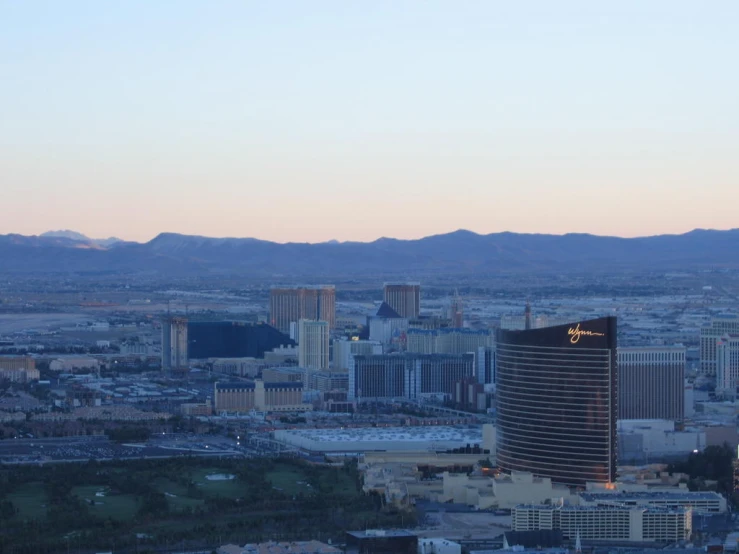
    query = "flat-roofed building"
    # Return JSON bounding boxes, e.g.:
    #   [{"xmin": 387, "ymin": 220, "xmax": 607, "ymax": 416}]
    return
[
  {"xmin": 0, "ymin": 356, "xmax": 36, "ymax": 371},
  {"xmin": 406, "ymin": 328, "xmax": 493, "ymax": 355},
  {"xmin": 214, "ymin": 380, "xmax": 308, "ymax": 413},
  {"xmin": 333, "ymin": 338, "xmax": 382, "ymax": 370},
  {"xmin": 383, "ymin": 282, "xmax": 421, "ymax": 319},
  {"xmin": 618, "ymin": 346, "xmax": 685, "ymax": 420},
  {"xmin": 716, "ymin": 335, "xmax": 739, "ymax": 399},
  {"xmin": 270, "ymin": 285, "xmax": 336, "ymax": 333},
  {"xmin": 512, "ymin": 504, "xmax": 692, "ymax": 543},
  {"xmin": 348, "ymin": 353, "xmax": 475, "ymax": 401},
  {"xmin": 579, "ymin": 490, "xmax": 727, "ymax": 513},
  {"xmin": 298, "ymin": 319, "xmax": 329, "ymax": 372},
  {"xmin": 310, "ymin": 370, "xmax": 349, "ymax": 392},
  {"xmin": 262, "ymin": 367, "xmax": 304, "ymax": 383},
  {"xmin": 701, "ymin": 316, "xmax": 739, "ymax": 376}
]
